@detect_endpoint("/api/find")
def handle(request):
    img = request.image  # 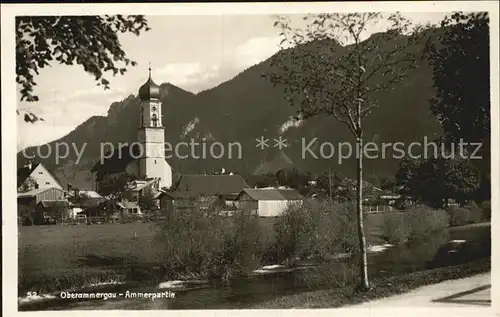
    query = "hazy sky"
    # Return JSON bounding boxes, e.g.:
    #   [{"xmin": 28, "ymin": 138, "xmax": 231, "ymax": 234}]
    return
[{"xmin": 16, "ymin": 13, "xmax": 448, "ymax": 150}]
